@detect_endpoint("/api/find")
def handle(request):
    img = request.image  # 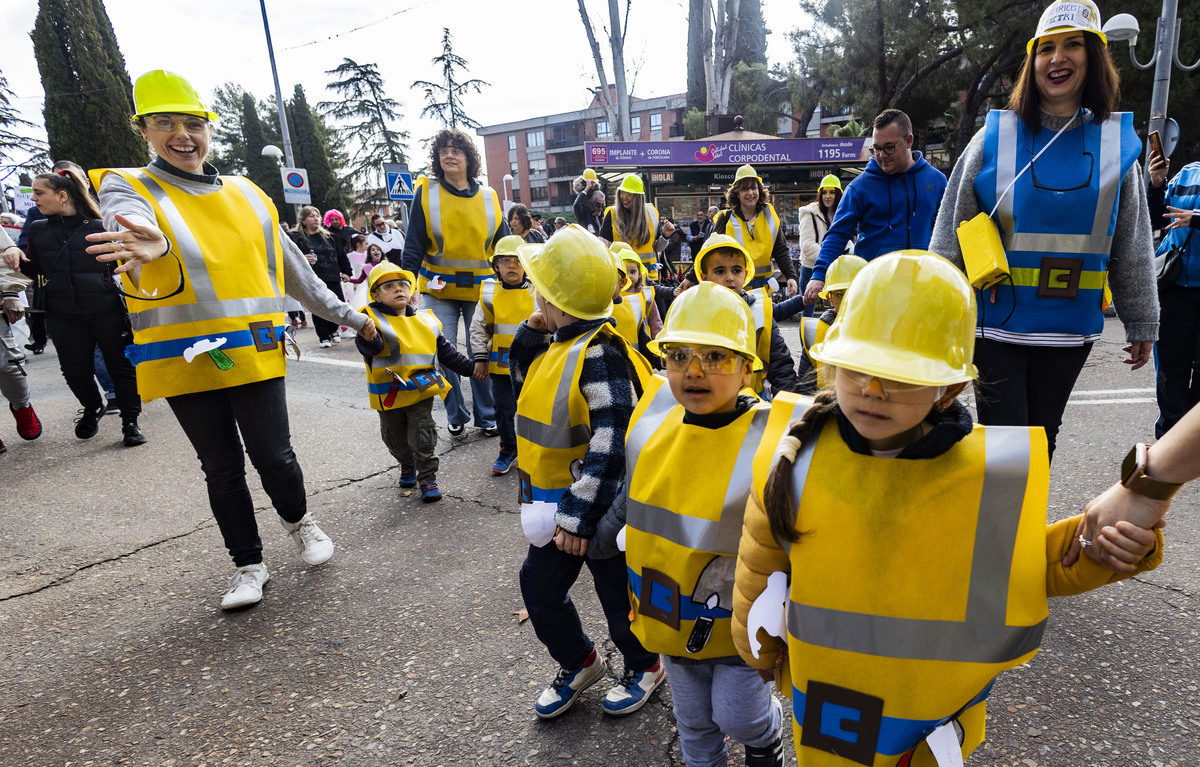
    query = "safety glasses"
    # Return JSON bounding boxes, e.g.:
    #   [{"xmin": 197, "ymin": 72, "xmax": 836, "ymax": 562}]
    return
[{"xmin": 662, "ymin": 346, "xmax": 745, "ymax": 374}]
